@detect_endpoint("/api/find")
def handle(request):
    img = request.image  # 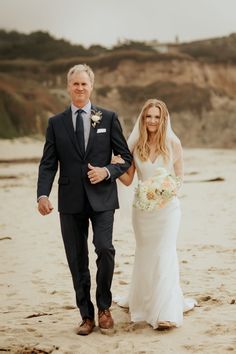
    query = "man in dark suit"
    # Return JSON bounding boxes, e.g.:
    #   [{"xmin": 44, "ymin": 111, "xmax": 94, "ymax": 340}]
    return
[{"xmin": 37, "ymin": 64, "xmax": 132, "ymax": 335}]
